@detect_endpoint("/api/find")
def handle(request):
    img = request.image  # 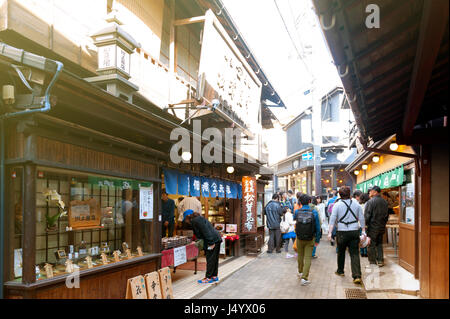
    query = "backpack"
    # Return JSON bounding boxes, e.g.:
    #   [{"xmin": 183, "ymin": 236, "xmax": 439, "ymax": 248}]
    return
[{"xmin": 295, "ymin": 208, "xmax": 315, "ymax": 241}]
